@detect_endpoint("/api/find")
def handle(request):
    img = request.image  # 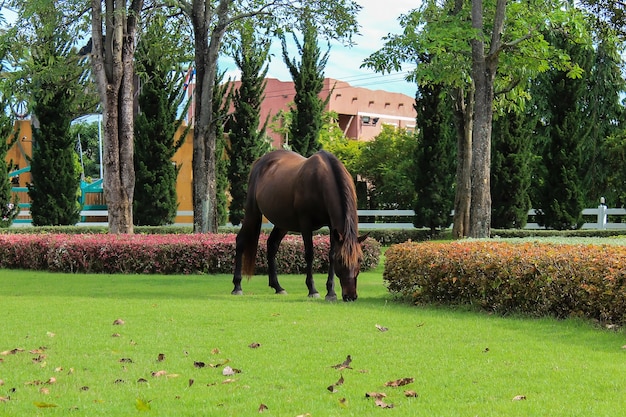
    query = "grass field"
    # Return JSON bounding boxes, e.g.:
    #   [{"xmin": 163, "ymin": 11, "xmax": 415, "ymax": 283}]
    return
[{"xmin": 2, "ymin": 256, "xmax": 626, "ymax": 416}]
